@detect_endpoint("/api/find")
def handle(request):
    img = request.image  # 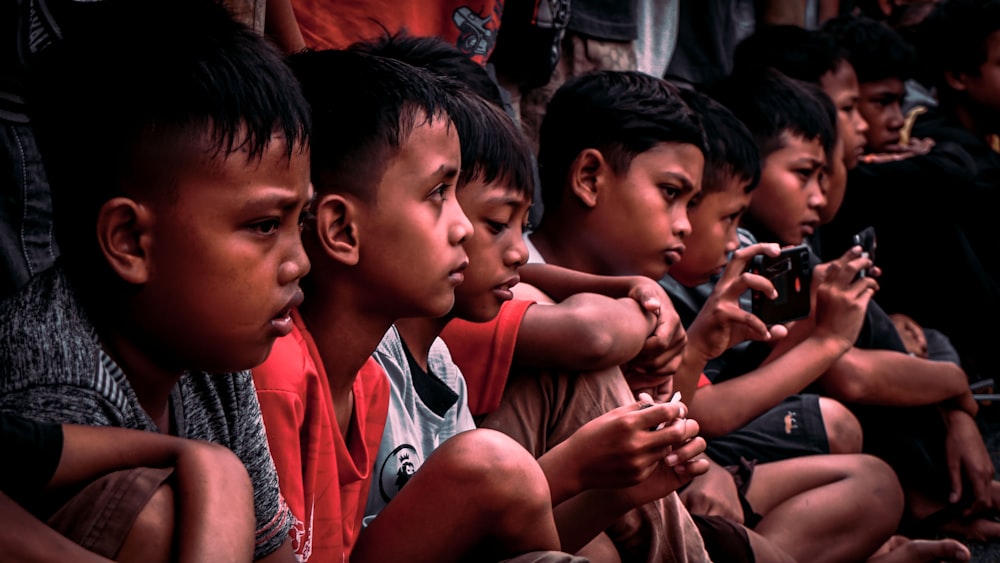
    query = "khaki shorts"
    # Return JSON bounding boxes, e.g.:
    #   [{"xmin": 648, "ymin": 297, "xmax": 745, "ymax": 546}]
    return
[{"xmin": 47, "ymin": 467, "xmax": 174, "ymax": 558}]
